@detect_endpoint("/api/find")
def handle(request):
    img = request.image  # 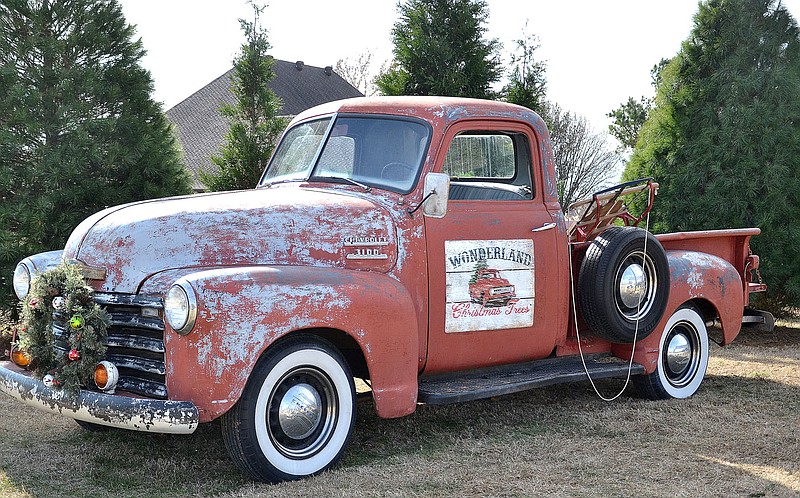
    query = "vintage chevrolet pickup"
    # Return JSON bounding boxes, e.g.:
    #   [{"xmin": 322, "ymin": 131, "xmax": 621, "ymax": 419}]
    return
[{"xmin": 1, "ymin": 97, "xmax": 769, "ymax": 482}]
